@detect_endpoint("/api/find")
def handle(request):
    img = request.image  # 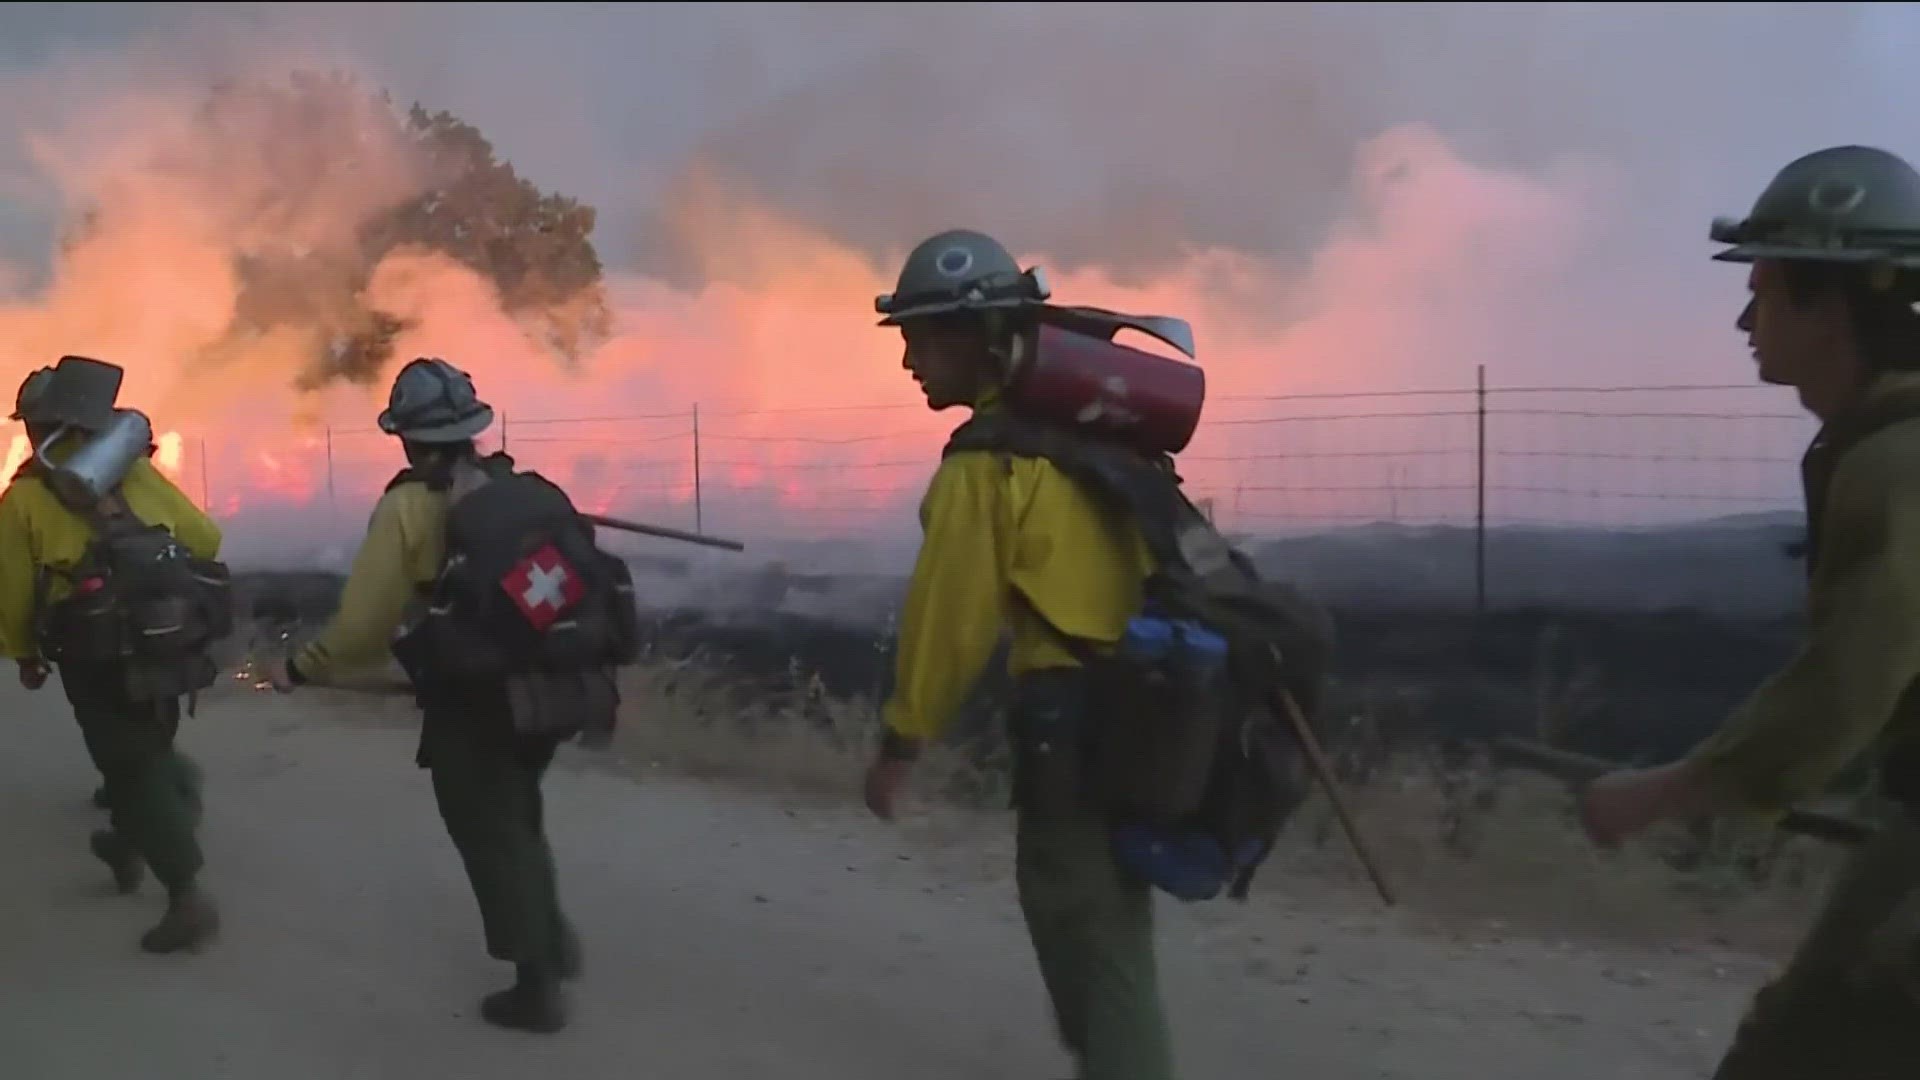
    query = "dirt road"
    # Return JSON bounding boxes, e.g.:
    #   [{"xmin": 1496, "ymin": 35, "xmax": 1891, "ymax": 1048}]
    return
[{"xmin": 0, "ymin": 677, "xmax": 1774, "ymax": 1079}]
